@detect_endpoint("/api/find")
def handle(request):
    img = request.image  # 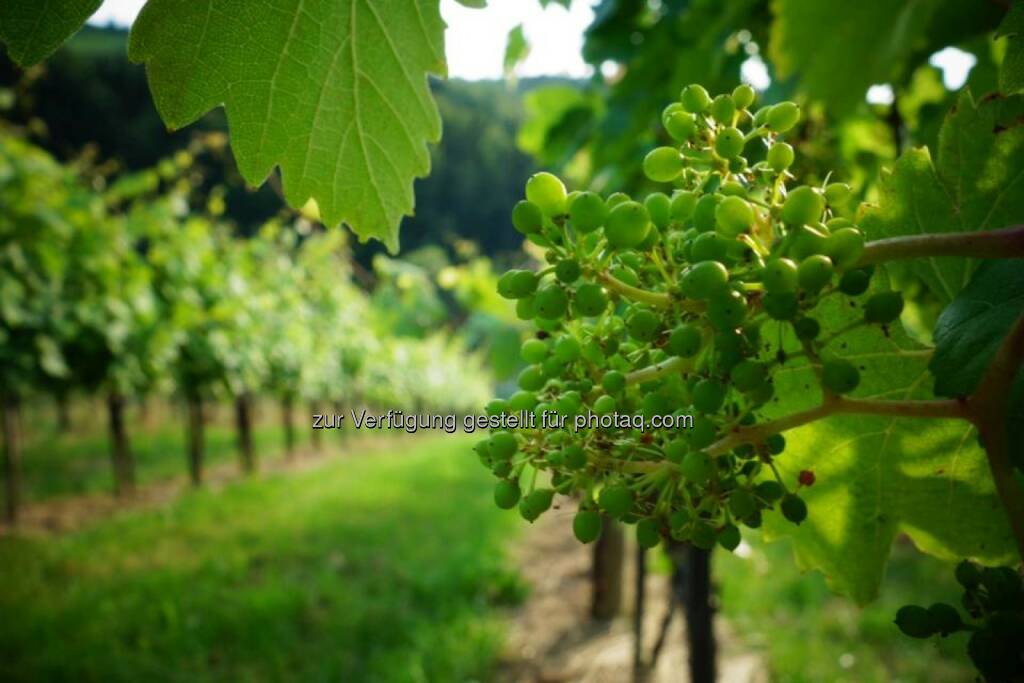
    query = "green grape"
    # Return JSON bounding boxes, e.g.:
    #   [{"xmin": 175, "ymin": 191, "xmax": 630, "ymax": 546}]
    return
[
  {"xmin": 662, "ymin": 101, "xmax": 684, "ymax": 127},
  {"xmin": 680, "ymin": 451, "xmax": 714, "ymax": 484},
  {"xmin": 489, "ymin": 431, "xmax": 518, "ymax": 459},
  {"xmin": 516, "ymin": 296, "xmax": 536, "ymax": 320},
  {"xmin": 574, "ymin": 283, "xmax": 608, "ymax": 317},
  {"xmin": 797, "ymin": 254, "xmax": 834, "ymax": 292},
  {"xmin": 715, "ymin": 127, "xmax": 745, "ymax": 158},
  {"xmin": 540, "ymin": 356, "xmax": 565, "ymax": 378},
  {"xmin": 825, "ymin": 227, "xmax": 865, "ymax": 269},
  {"xmin": 681, "ymin": 260, "xmax": 729, "ymax": 298},
  {"xmin": 955, "ymin": 560, "xmax": 983, "ymax": 588},
  {"xmin": 504, "ymin": 270, "xmax": 538, "ymax": 299},
  {"xmin": 824, "ymin": 182, "xmax": 852, "ymax": 205},
  {"xmin": 790, "ymin": 224, "xmax": 830, "ymax": 261},
  {"xmin": 563, "ymin": 444, "xmax": 587, "ymax": 469},
  {"xmin": 691, "ymin": 522, "xmax": 717, "ymax": 550},
  {"xmin": 755, "ymin": 480, "xmax": 784, "ymax": 501},
  {"xmin": 732, "ymin": 84, "xmax": 755, "ymax": 110},
  {"xmin": 780, "ymin": 493, "xmax": 807, "ymax": 524},
  {"xmin": 730, "ymin": 360, "xmax": 767, "ymax": 392},
  {"xmin": 762, "ymin": 258, "xmax": 799, "ymax": 293},
  {"xmin": 715, "ymin": 195, "xmax": 755, "ymax": 236},
  {"xmin": 554, "ymin": 336, "xmax": 581, "ymax": 362},
  {"xmin": 547, "ymin": 449, "xmax": 566, "ymax": 467},
  {"xmin": 894, "ymin": 605, "xmax": 936, "ymax": 639},
  {"xmin": 644, "ymin": 192, "xmax": 672, "ymax": 228},
  {"xmin": 681, "ymin": 83, "xmax": 712, "ymax": 112},
  {"xmin": 607, "ymin": 192, "xmax": 630, "ymax": 209},
  {"xmin": 781, "ymin": 186, "xmax": 825, "ymax": 226},
  {"xmin": 497, "ymin": 271, "xmax": 517, "ymax": 299},
  {"xmin": 636, "ymin": 518, "xmax": 662, "ymax": 548},
  {"xmin": 766, "ymin": 142, "xmax": 794, "ymax": 172},
  {"xmin": 535, "ymin": 284, "xmax": 569, "ymax": 319},
  {"xmin": 670, "ymin": 509, "xmax": 691, "ymax": 530},
  {"xmin": 793, "ymin": 317, "xmax": 821, "ymax": 340},
  {"xmin": 927, "ymin": 603, "xmax": 963, "ymax": 636},
  {"xmin": 599, "ymin": 485, "xmax": 634, "ymax": 518},
  {"xmin": 664, "ymin": 438, "xmax": 688, "ymax": 463},
  {"xmin": 494, "ymin": 480, "xmax": 521, "ymax": 509},
  {"xmin": 691, "ymin": 233, "xmax": 728, "ymax": 262},
  {"xmin": 839, "ymin": 268, "xmax": 872, "ymax": 296},
  {"xmin": 525, "ymin": 171, "xmax": 568, "ymax": 217},
  {"xmin": 573, "ymin": 510, "xmax": 603, "ymax": 543},
  {"xmin": 605, "ymin": 201, "xmax": 651, "ymax": 249},
  {"xmin": 720, "ymin": 181, "xmax": 746, "ymax": 197},
  {"xmin": 710, "ymin": 94, "xmax": 736, "ymax": 124},
  {"xmin": 665, "ymin": 111, "xmax": 697, "ymax": 141},
  {"xmin": 728, "ymin": 157, "xmax": 748, "ymax": 173},
  {"xmin": 687, "ymin": 419, "xmax": 717, "ymax": 449},
  {"xmin": 729, "ymin": 489, "xmax": 757, "ymax": 519},
  {"xmin": 485, "ymin": 398, "xmax": 508, "ymax": 416},
  {"xmin": 767, "ymin": 102, "xmax": 800, "ymax": 132},
  {"xmin": 611, "ymin": 264, "xmax": 639, "ymax": 286},
  {"xmin": 668, "ymin": 323, "xmax": 703, "ymax": 357},
  {"xmin": 594, "ymin": 394, "xmax": 617, "ymax": 415},
  {"xmin": 752, "ymin": 105, "xmax": 771, "ymax": 127},
  {"xmin": 692, "ymin": 378, "xmax": 727, "ymax": 412},
  {"xmin": 707, "ymin": 289, "xmax": 748, "ymax": 329},
  {"xmin": 692, "ymin": 194, "xmax": 720, "ymax": 232},
  {"xmin": 864, "ymin": 291, "xmax": 904, "ymax": 324},
  {"xmin": 602, "ymin": 370, "xmax": 627, "ymax": 393},
  {"xmin": 556, "ymin": 258, "xmax": 581, "ymax": 283},
  {"xmin": 518, "ymin": 365, "xmax": 545, "ymax": 391},
  {"xmin": 520, "ymin": 338, "xmax": 548, "ymax": 364},
  {"xmin": 643, "ymin": 147, "xmax": 685, "ymax": 182},
  {"xmin": 626, "ymin": 309, "xmax": 661, "ymax": 342},
  {"xmin": 822, "ymin": 359, "xmax": 860, "ymax": 394},
  {"xmin": 718, "ymin": 524, "xmax": 742, "ymax": 551},
  {"xmin": 512, "ymin": 200, "xmax": 544, "ymax": 235},
  {"xmin": 569, "ymin": 191, "xmax": 608, "ymax": 233},
  {"xmin": 524, "ymin": 488, "xmax": 555, "ymax": 515},
  {"xmin": 671, "ymin": 190, "xmax": 699, "ymax": 222},
  {"xmin": 508, "ymin": 390, "xmax": 538, "ymax": 412}
]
